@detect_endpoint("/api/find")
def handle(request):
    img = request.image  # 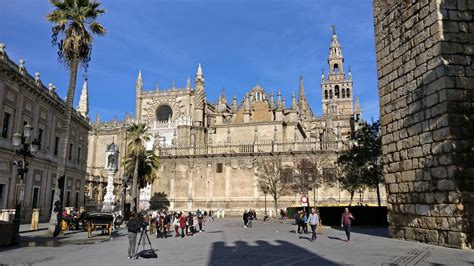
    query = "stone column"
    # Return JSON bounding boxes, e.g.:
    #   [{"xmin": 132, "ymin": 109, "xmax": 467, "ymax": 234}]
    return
[
  {"xmin": 101, "ymin": 170, "xmax": 116, "ymax": 212},
  {"xmin": 374, "ymin": 0, "xmax": 473, "ymax": 249}
]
